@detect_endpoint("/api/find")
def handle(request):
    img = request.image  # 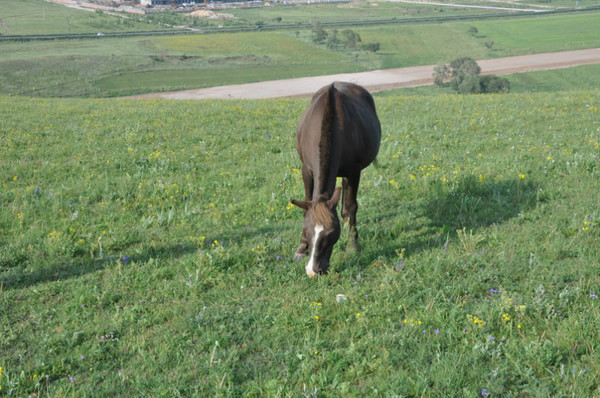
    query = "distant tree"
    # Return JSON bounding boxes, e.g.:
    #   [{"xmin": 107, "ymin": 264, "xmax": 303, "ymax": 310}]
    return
[
  {"xmin": 326, "ymin": 29, "xmax": 341, "ymax": 49},
  {"xmin": 485, "ymin": 39, "xmax": 494, "ymax": 49},
  {"xmin": 340, "ymin": 29, "xmax": 361, "ymax": 49},
  {"xmin": 433, "ymin": 62, "xmax": 451, "ymax": 86},
  {"xmin": 312, "ymin": 27, "xmax": 378, "ymax": 53},
  {"xmin": 449, "ymin": 57, "xmax": 481, "ymax": 92},
  {"xmin": 311, "ymin": 25, "xmax": 328, "ymax": 44},
  {"xmin": 433, "ymin": 57, "xmax": 509, "ymax": 94},
  {"xmin": 468, "ymin": 26, "xmax": 478, "ymax": 36}
]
